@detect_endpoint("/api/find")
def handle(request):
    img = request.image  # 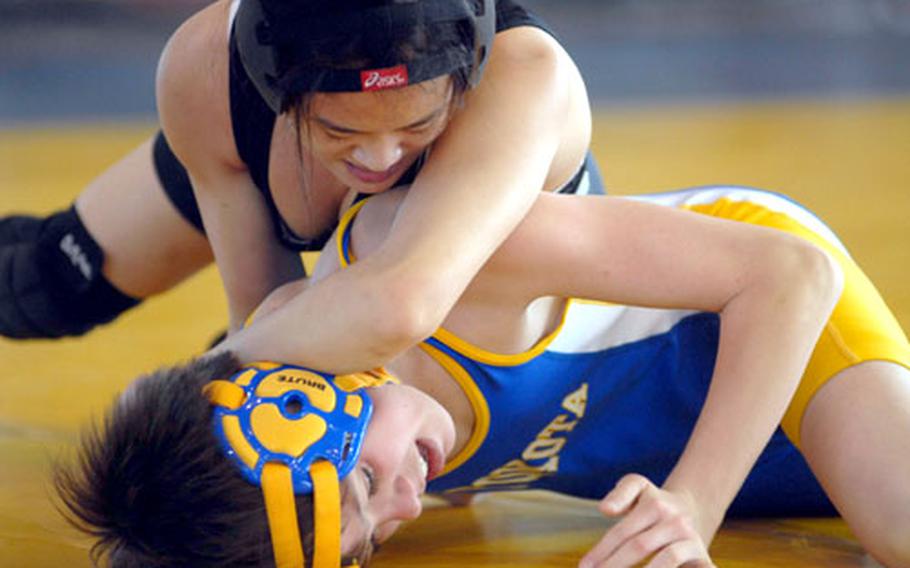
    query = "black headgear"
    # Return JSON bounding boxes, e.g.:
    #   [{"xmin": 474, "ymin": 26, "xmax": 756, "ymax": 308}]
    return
[{"xmin": 235, "ymin": 0, "xmax": 496, "ymax": 112}]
